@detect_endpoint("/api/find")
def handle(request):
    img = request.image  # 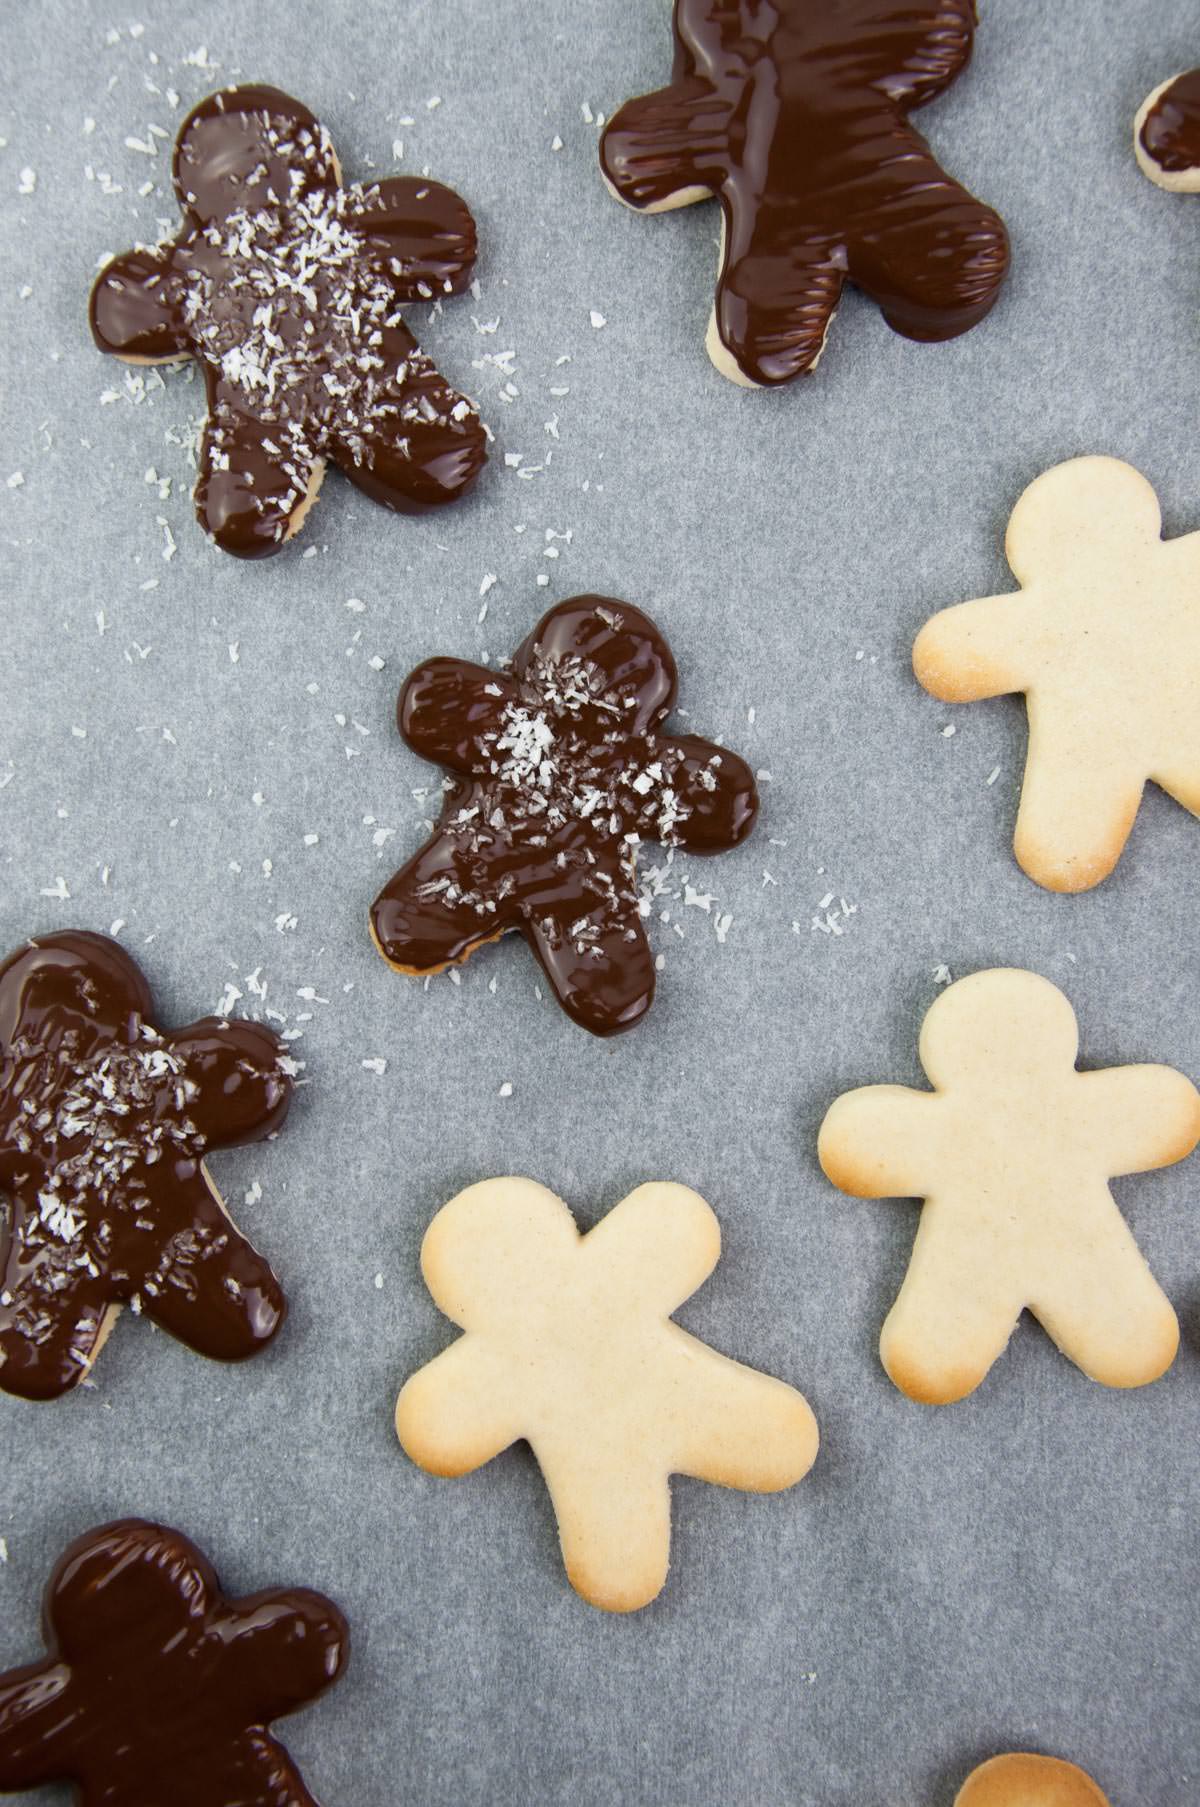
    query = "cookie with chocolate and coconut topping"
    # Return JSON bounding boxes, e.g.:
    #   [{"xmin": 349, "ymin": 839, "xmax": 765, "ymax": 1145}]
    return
[
  {"xmin": 0, "ymin": 930, "xmax": 292, "ymax": 1399},
  {"xmin": 371, "ymin": 596, "xmax": 758, "ymax": 1035},
  {"xmin": 89, "ymin": 85, "xmax": 486, "ymax": 557}
]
